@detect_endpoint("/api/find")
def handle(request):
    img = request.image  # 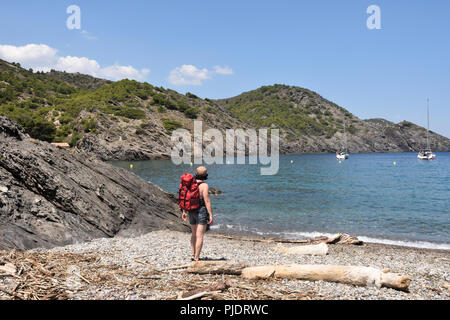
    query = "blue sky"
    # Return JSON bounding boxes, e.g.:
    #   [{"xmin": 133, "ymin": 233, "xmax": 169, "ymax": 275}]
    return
[{"xmin": 0, "ymin": 0, "xmax": 449, "ymax": 137}]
